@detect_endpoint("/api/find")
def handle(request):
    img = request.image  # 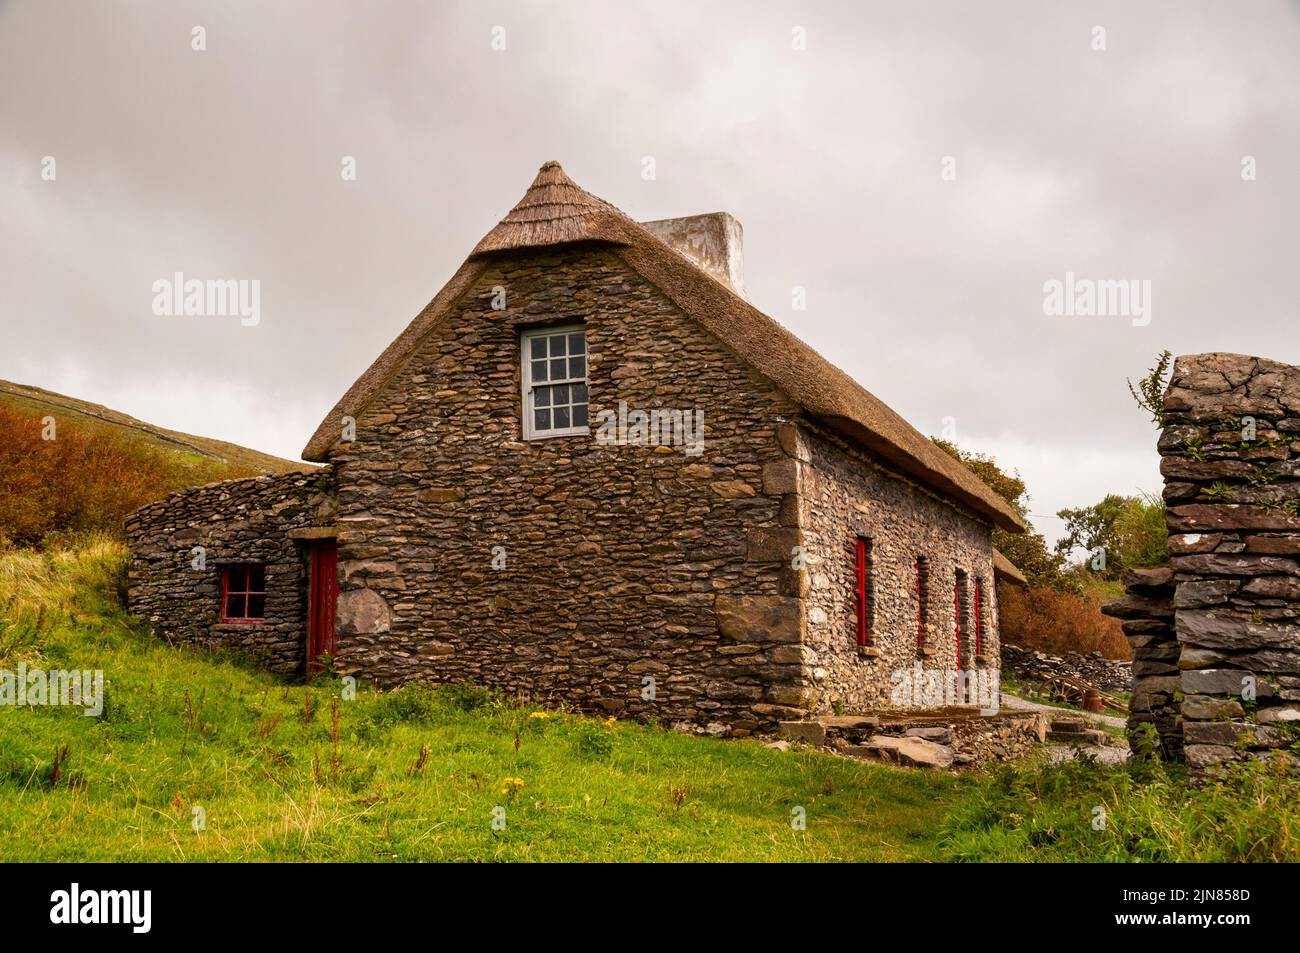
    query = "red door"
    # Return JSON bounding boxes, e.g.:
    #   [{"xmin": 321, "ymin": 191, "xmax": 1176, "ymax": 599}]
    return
[{"xmin": 307, "ymin": 542, "xmax": 338, "ymax": 676}]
